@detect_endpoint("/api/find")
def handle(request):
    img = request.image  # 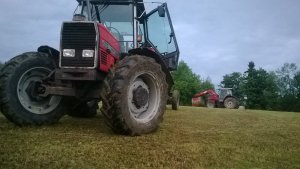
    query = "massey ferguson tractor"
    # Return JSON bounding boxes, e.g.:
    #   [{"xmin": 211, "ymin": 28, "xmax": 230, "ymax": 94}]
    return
[
  {"xmin": 0, "ymin": 0, "xmax": 179, "ymax": 135},
  {"xmin": 192, "ymin": 88, "xmax": 239, "ymax": 109}
]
